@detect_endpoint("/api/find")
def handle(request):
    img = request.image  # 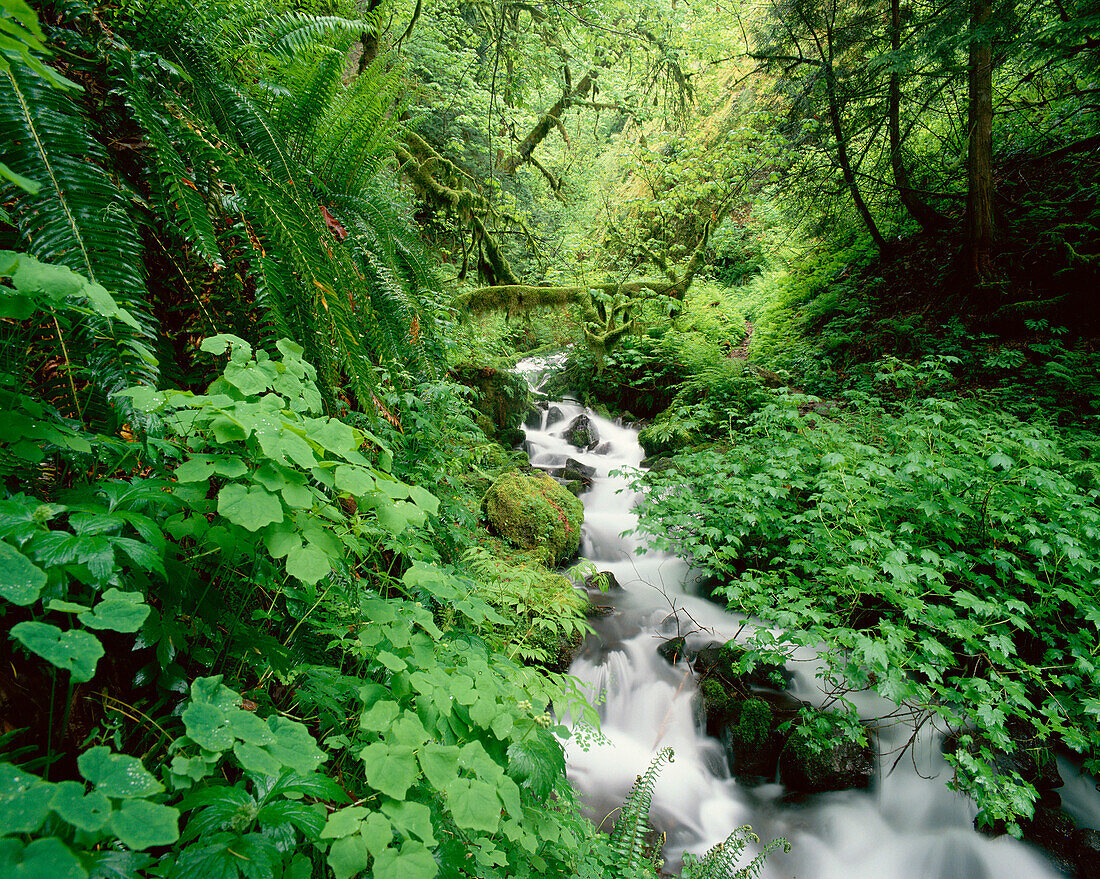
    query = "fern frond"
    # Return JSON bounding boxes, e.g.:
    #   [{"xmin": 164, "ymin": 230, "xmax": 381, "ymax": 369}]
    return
[
  {"xmin": 124, "ymin": 75, "xmax": 223, "ymax": 267},
  {"xmin": 261, "ymin": 12, "xmax": 377, "ymax": 59},
  {"xmin": 0, "ymin": 63, "xmax": 159, "ymax": 390},
  {"xmin": 610, "ymin": 747, "xmax": 674, "ymax": 872},
  {"xmin": 681, "ymin": 826, "xmax": 791, "ymax": 879}
]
